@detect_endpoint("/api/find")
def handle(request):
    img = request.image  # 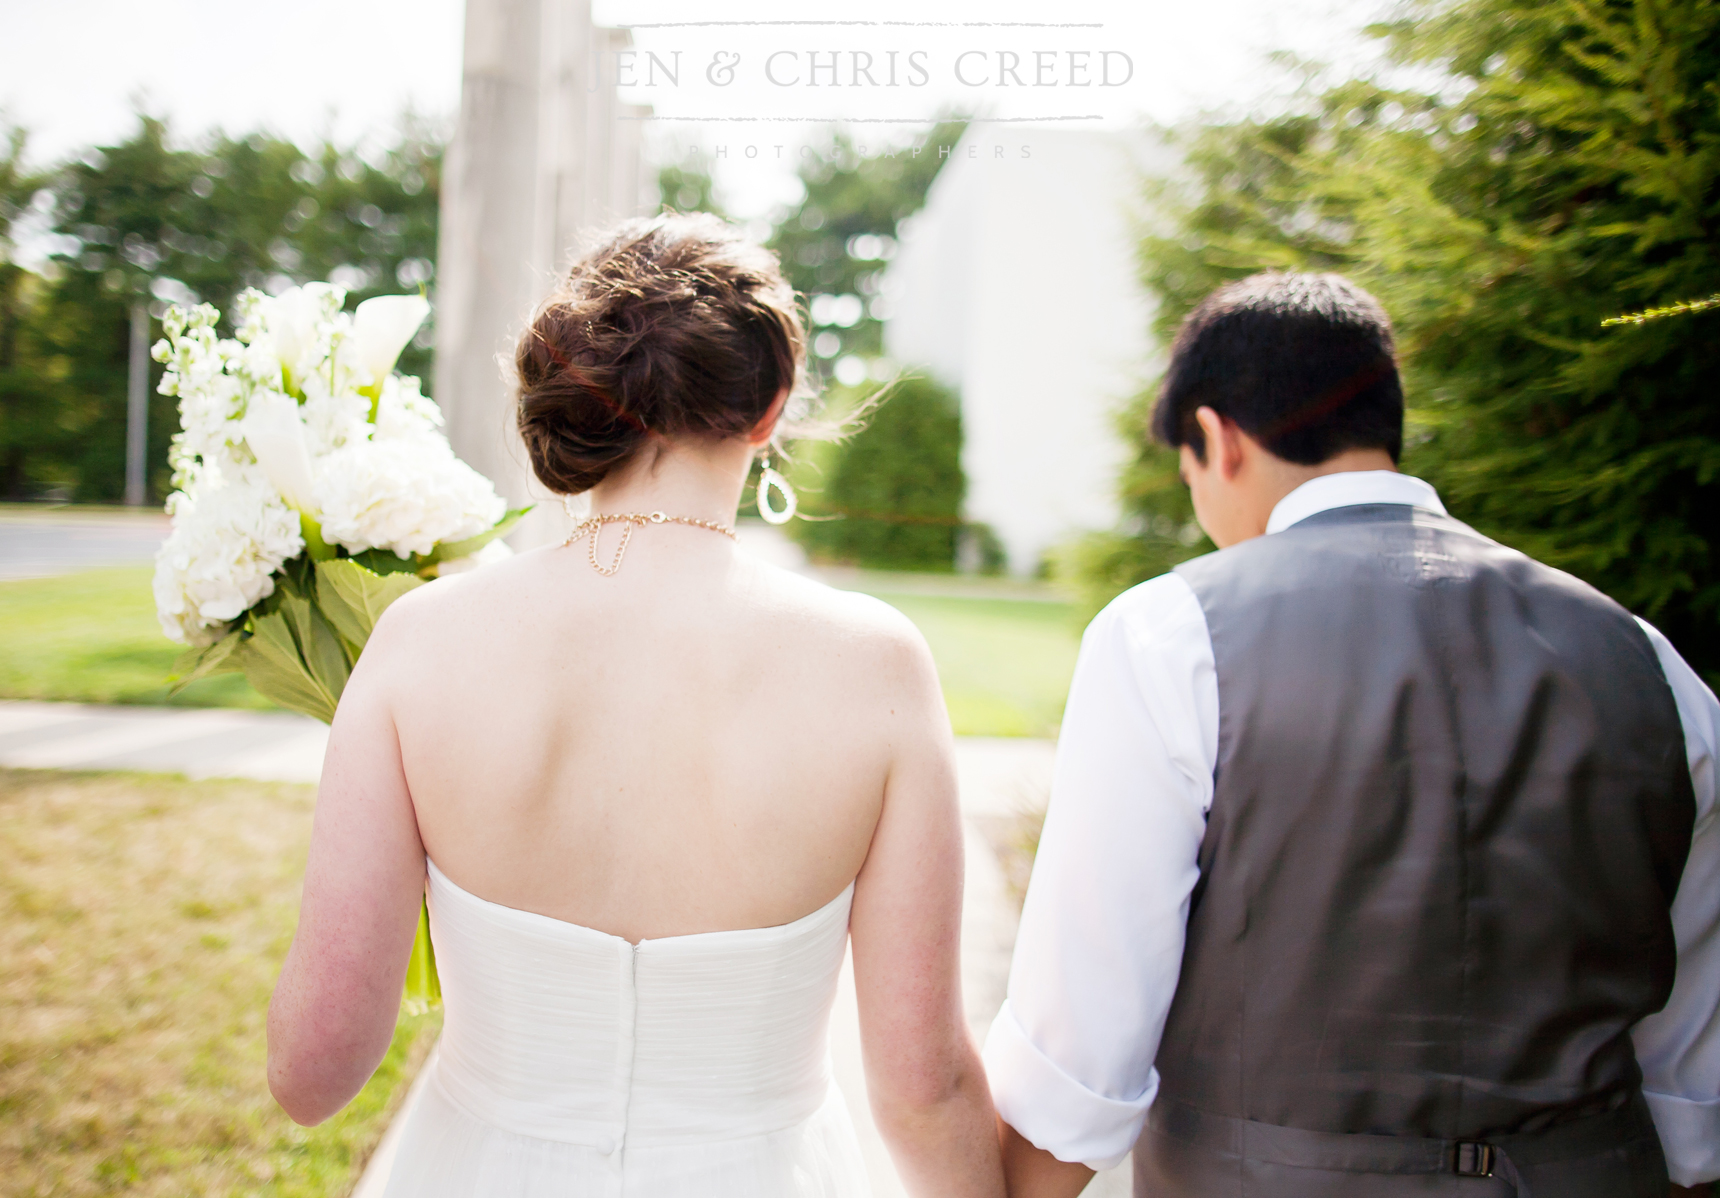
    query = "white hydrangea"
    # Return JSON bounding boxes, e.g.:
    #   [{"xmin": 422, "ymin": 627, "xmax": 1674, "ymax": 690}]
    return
[
  {"xmin": 152, "ymin": 467, "xmax": 304, "ymax": 645},
  {"xmin": 315, "ymin": 436, "xmax": 506, "ymax": 559}
]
